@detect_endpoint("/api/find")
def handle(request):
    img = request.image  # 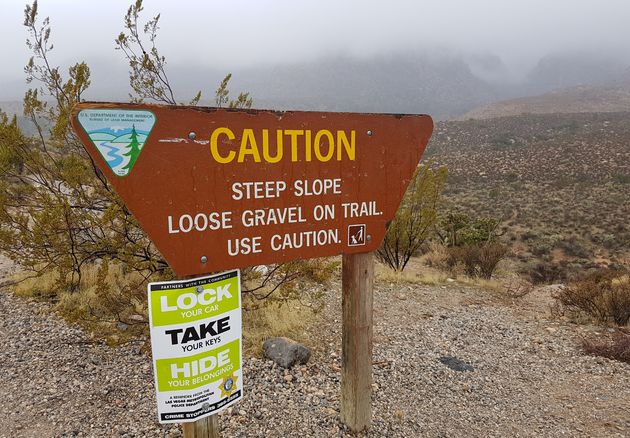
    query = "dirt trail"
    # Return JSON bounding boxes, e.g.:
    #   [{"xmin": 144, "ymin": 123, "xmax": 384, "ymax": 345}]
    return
[{"xmin": 1, "ymin": 263, "xmax": 629, "ymax": 437}]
